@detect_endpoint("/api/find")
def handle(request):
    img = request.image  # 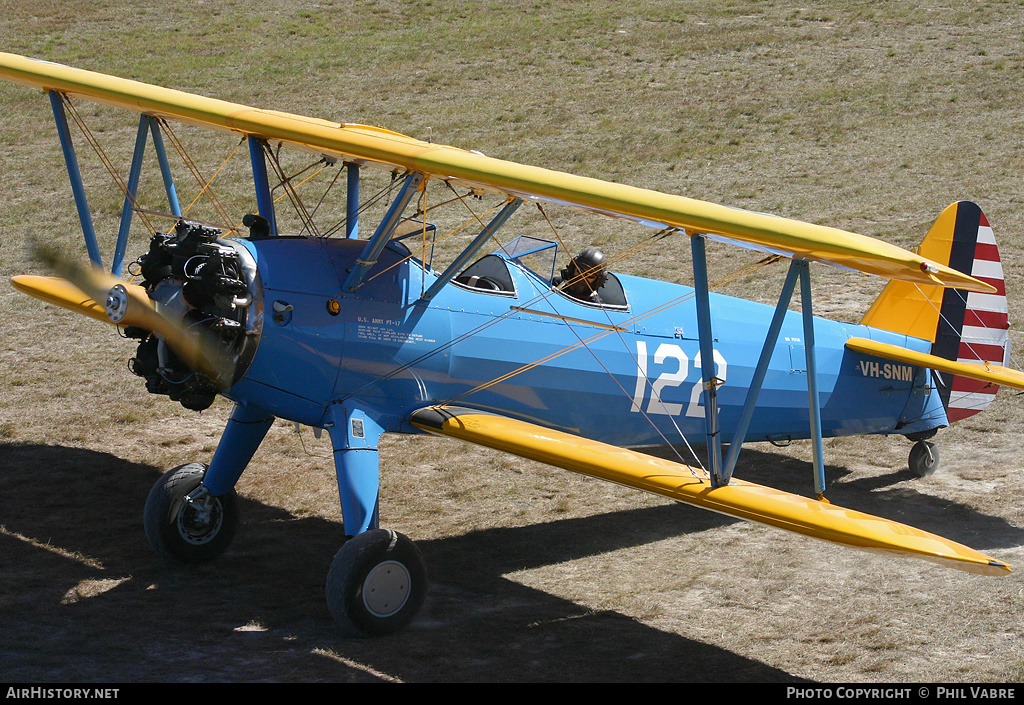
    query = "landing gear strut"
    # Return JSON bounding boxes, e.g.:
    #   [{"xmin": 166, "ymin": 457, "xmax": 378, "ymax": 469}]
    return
[{"xmin": 143, "ymin": 403, "xmax": 431, "ymax": 636}]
